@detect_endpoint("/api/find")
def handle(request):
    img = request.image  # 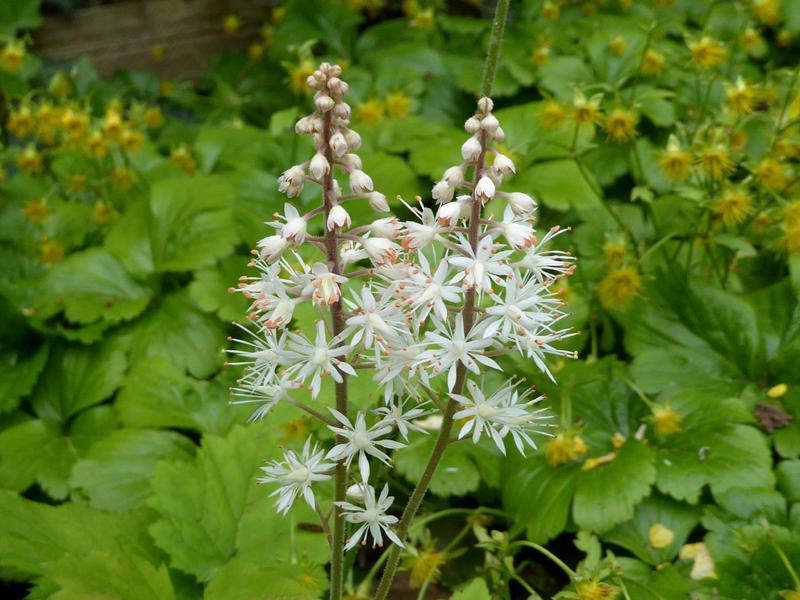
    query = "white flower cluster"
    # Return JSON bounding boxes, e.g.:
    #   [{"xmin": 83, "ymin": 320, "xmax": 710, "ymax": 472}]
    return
[{"xmin": 229, "ymin": 64, "xmax": 576, "ymax": 552}]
